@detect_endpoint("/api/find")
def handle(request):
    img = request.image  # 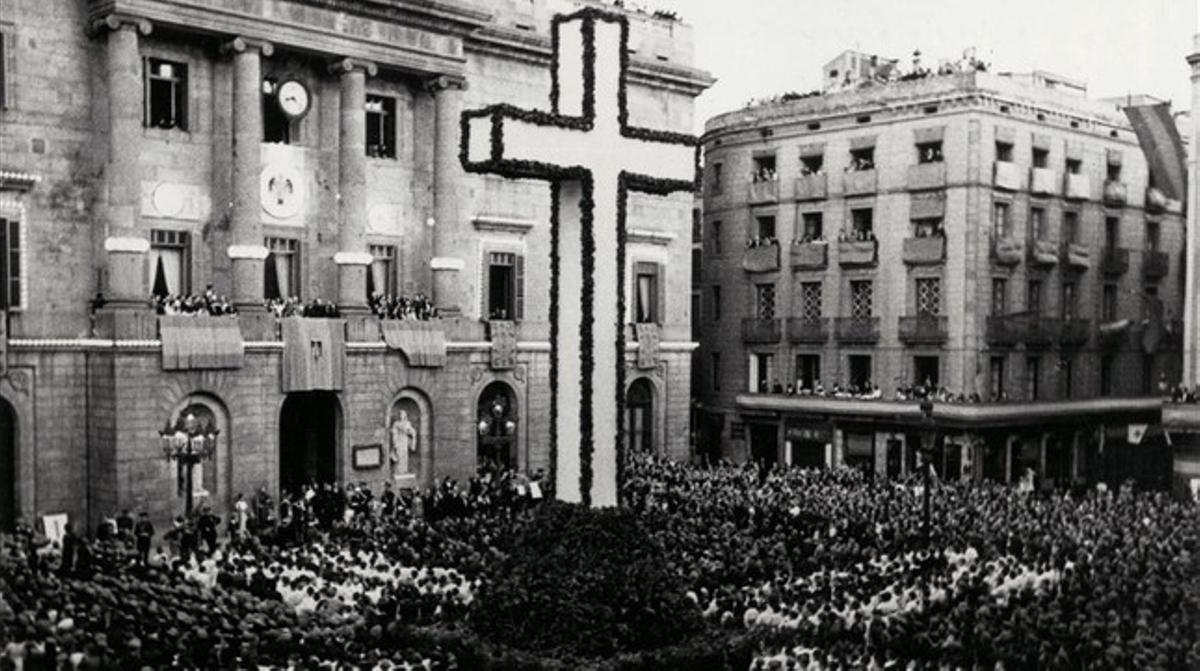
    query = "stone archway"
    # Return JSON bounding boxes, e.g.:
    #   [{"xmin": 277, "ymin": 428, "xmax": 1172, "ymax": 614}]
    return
[
  {"xmin": 279, "ymin": 391, "xmax": 341, "ymax": 494},
  {"xmin": 477, "ymin": 381, "xmax": 518, "ymax": 473},
  {"xmin": 625, "ymin": 377, "xmax": 655, "ymax": 455}
]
